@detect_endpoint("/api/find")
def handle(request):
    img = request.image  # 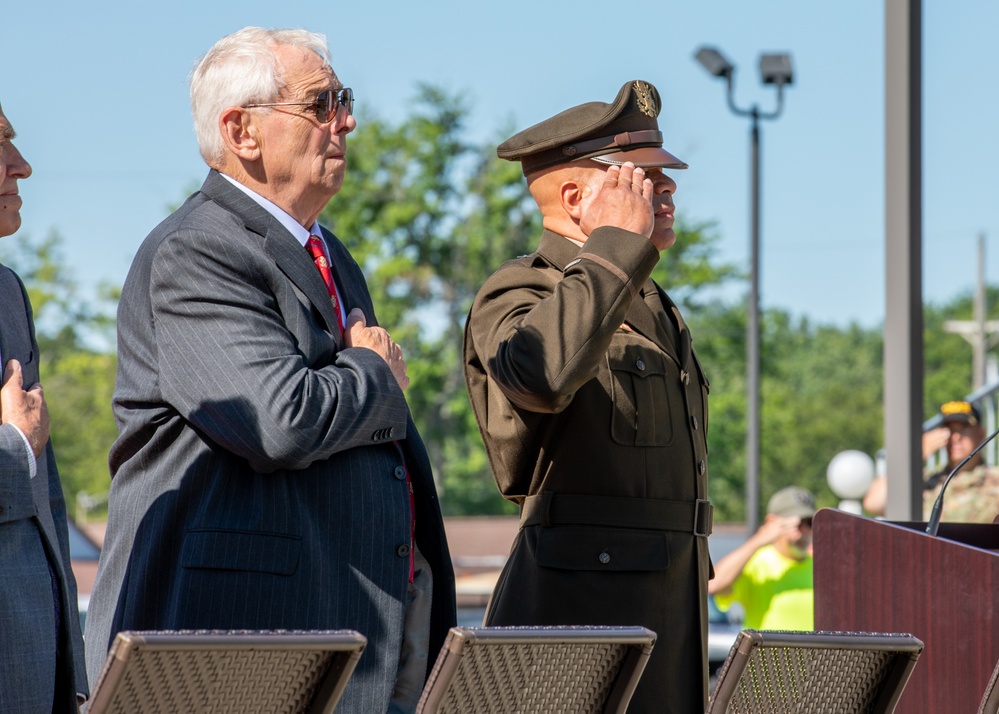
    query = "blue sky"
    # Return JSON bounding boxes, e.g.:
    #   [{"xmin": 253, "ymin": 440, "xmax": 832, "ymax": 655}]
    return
[{"xmin": 4, "ymin": 0, "xmax": 997, "ymax": 329}]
